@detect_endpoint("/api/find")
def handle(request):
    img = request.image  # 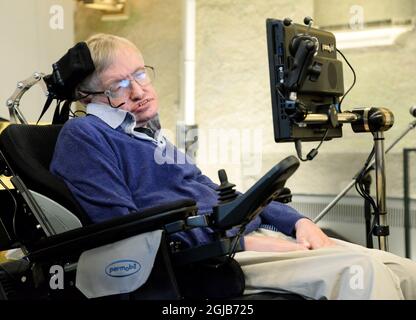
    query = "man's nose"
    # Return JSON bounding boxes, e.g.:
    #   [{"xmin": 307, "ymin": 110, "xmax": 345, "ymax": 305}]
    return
[{"xmin": 130, "ymin": 80, "xmax": 145, "ymax": 100}]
